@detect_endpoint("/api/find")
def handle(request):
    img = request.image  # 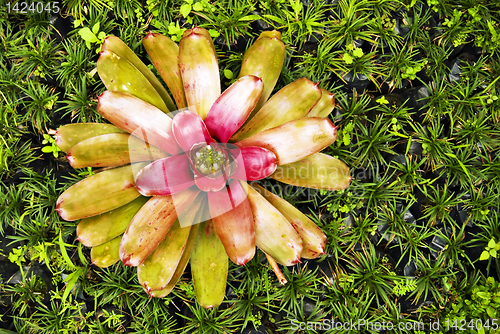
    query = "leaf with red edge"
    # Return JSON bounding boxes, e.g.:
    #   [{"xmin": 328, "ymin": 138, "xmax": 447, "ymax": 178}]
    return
[
  {"xmin": 244, "ymin": 182, "xmax": 303, "ymax": 266},
  {"xmin": 236, "ymin": 118, "xmax": 338, "ymax": 165},
  {"xmin": 271, "ymin": 153, "xmax": 351, "ymax": 190},
  {"xmin": 135, "ymin": 155, "xmax": 195, "ymax": 196},
  {"xmin": 205, "ymin": 75, "xmax": 263, "ymax": 143},
  {"xmin": 230, "ymin": 146, "xmax": 277, "ymax": 181},
  {"xmin": 208, "ymin": 180, "xmax": 255, "ymax": 265},
  {"xmin": 172, "ymin": 110, "xmax": 214, "ymax": 153},
  {"xmin": 119, "ymin": 187, "xmax": 200, "ymax": 267},
  {"xmin": 179, "ymin": 27, "xmax": 220, "ymax": 120},
  {"xmin": 97, "ymin": 91, "xmax": 181, "ymax": 155}
]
